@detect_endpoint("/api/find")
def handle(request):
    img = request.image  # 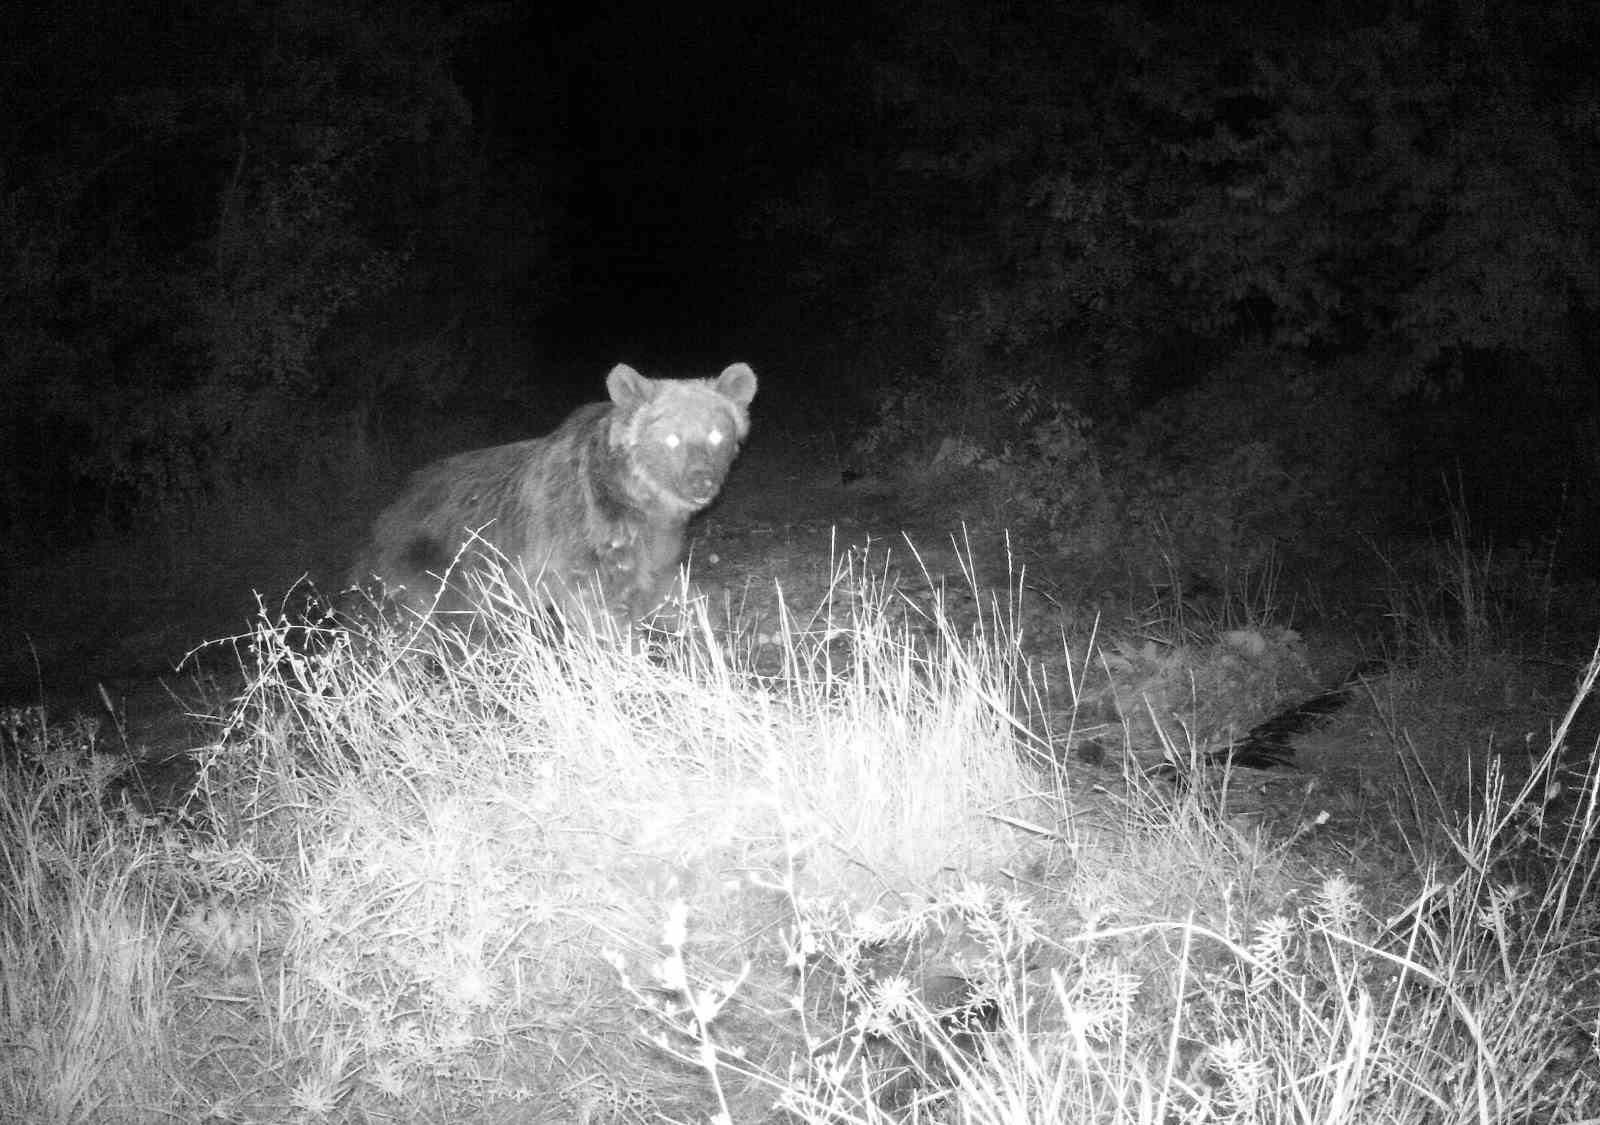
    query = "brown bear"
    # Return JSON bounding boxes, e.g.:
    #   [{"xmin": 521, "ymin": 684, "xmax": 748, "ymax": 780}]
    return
[{"xmin": 349, "ymin": 362, "xmax": 757, "ymax": 631}]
